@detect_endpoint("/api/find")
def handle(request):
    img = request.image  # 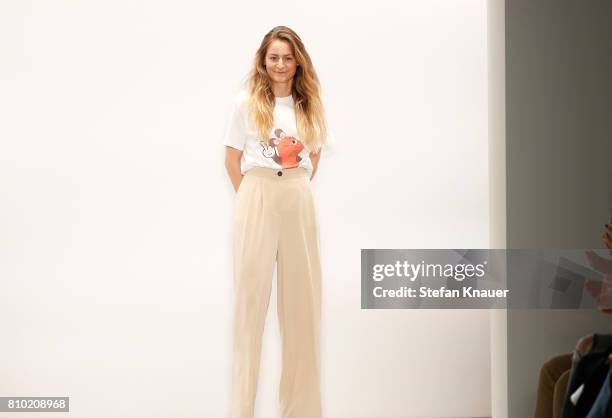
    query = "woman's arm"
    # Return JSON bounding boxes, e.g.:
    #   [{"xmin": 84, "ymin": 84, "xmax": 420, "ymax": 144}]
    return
[
  {"xmin": 225, "ymin": 146, "xmax": 244, "ymax": 192},
  {"xmin": 309, "ymin": 149, "xmax": 321, "ymax": 181}
]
